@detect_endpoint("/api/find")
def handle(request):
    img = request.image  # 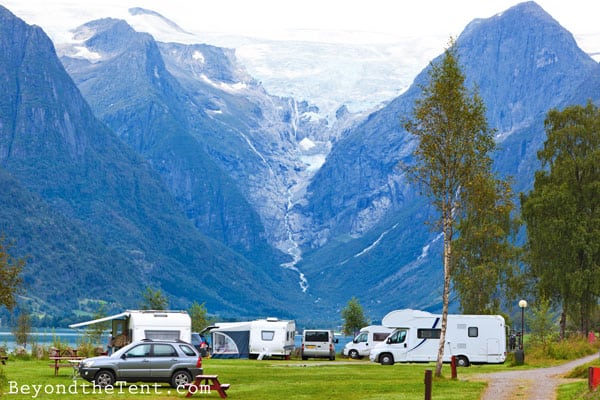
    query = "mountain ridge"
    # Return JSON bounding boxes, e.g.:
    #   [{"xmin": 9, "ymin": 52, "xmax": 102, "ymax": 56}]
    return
[
  {"xmin": 0, "ymin": 5, "xmax": 300, "ymax": 321},
  {"xmin": 1, "ymin": 2, "xmax": 599, "ymax": 322}
]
